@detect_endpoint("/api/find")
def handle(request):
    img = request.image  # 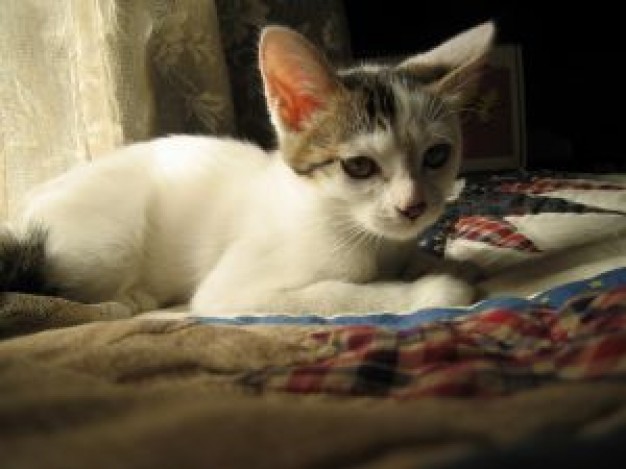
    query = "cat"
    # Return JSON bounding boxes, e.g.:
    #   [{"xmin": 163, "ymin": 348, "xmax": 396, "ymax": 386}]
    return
[{"xmin": 0, "ymin": 22, "xmax": 495, "ymax": 315}]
